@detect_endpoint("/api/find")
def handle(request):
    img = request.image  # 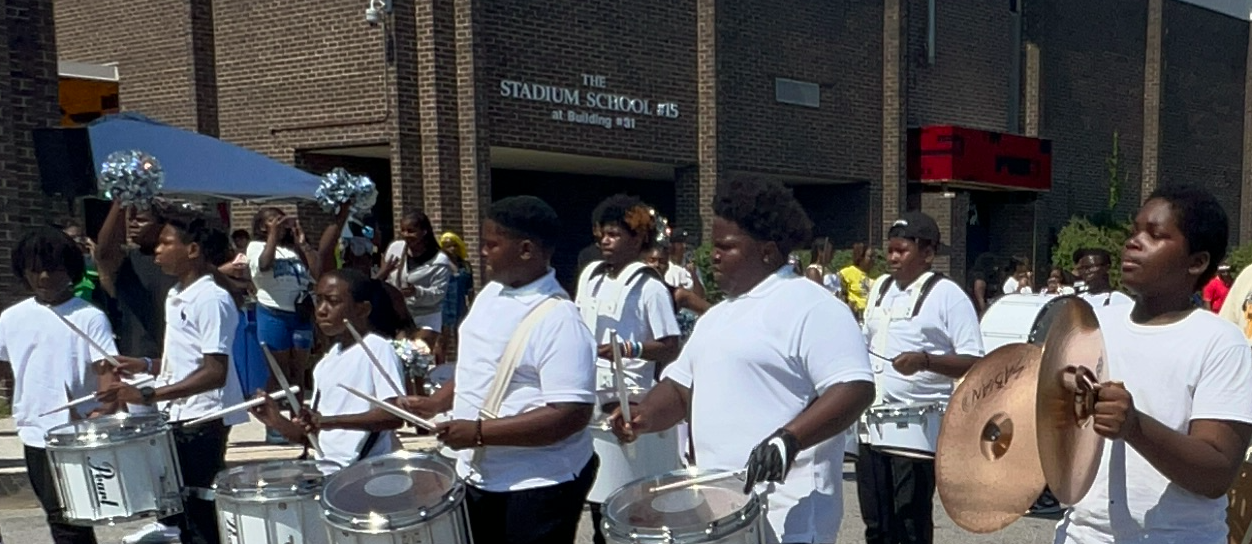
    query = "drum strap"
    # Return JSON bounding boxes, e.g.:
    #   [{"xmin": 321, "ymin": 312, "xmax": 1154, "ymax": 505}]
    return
[
  {"xmin": 356, "ymin": 431, "xmax": 383, "ymax": 462},
  {"xmin": 471, "ymin": 295, "xmax": 566, "ymax": 469}
]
